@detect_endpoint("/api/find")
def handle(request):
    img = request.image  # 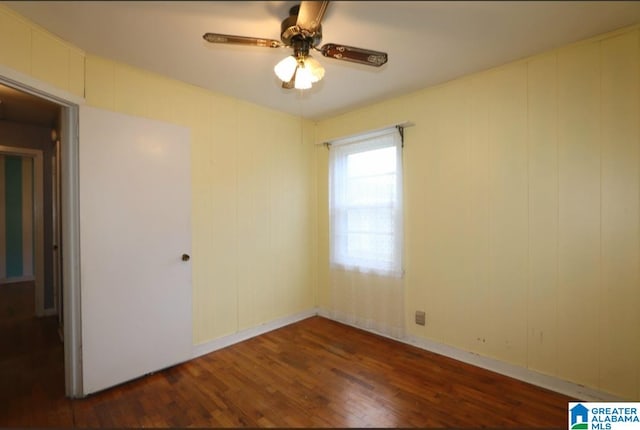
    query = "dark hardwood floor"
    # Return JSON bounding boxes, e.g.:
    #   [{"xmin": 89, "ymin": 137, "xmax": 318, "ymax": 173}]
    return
[
  {"xmin": 0, "ymin": 283, "xmax": 574, "ymax": 427},
  {"xmin": 0, "ymin": 281, "xmax": 71, "ymax": 426}
]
